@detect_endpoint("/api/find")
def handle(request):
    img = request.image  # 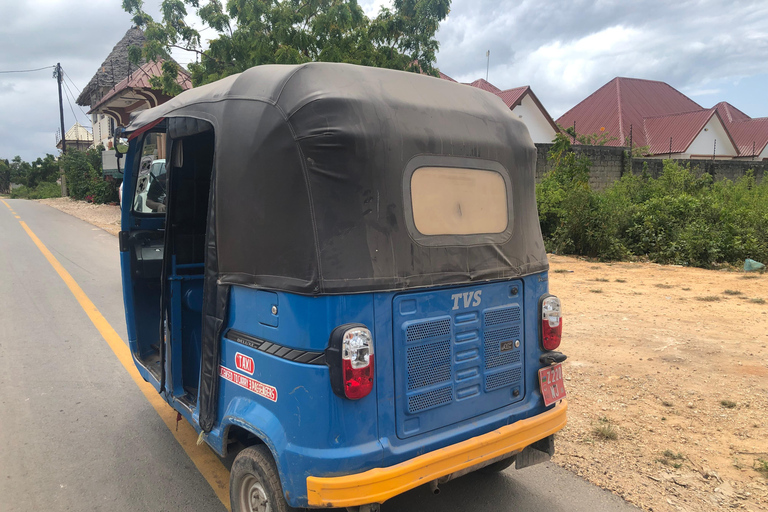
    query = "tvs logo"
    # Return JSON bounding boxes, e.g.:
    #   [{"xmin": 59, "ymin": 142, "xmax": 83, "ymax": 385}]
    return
[
  {"xmin": 235, "ymin": 353, "xmax": 255, "ymax": 375},
  {"xmin": 451, "ymin": 290, "xmax": 482, "ymax": 310}
]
